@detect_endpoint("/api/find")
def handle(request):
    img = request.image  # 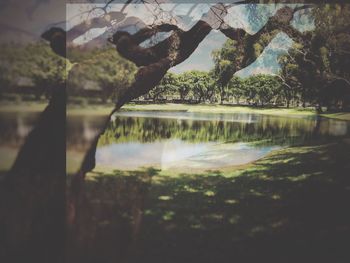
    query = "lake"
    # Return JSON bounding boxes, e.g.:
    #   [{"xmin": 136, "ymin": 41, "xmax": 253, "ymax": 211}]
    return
[
  {"xmin": 95, "ymin": 110, "xmax": 349, "ymax": 171},
  {"xmin": 1, "ymin": 110, "xmax": 349, "ymax": 173}
]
